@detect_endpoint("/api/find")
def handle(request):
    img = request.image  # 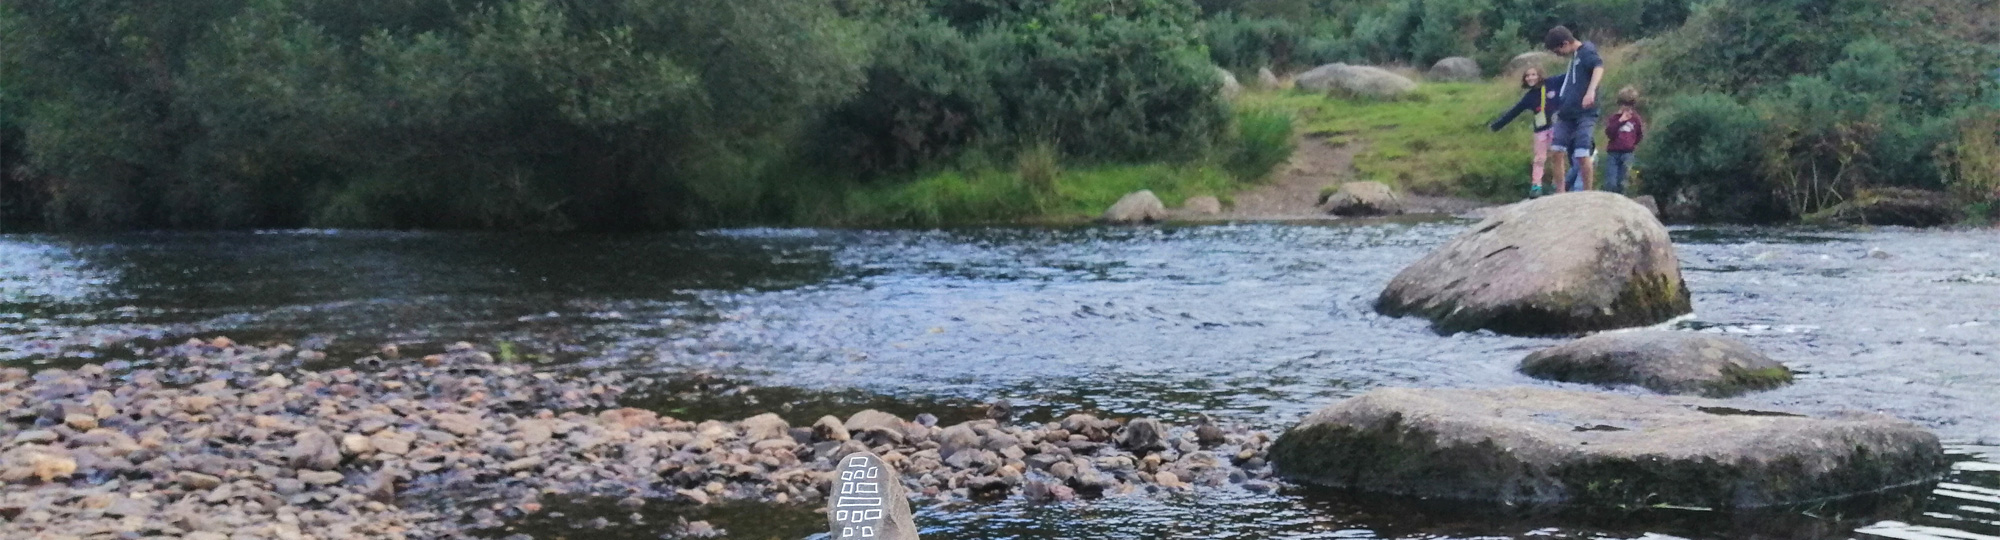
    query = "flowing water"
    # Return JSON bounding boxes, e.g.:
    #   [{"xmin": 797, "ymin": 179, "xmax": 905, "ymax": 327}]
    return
[{"xmin": 4, "ymin": 222, "xmax": 1999, "ymax": 539}]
